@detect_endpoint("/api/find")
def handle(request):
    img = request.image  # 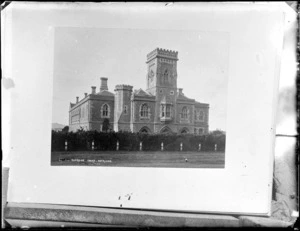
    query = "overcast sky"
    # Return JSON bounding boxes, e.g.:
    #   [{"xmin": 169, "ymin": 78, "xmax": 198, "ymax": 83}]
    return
[{"xmin": 52, "ymin": 27, "xmax": 229, "ymax": 131}]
